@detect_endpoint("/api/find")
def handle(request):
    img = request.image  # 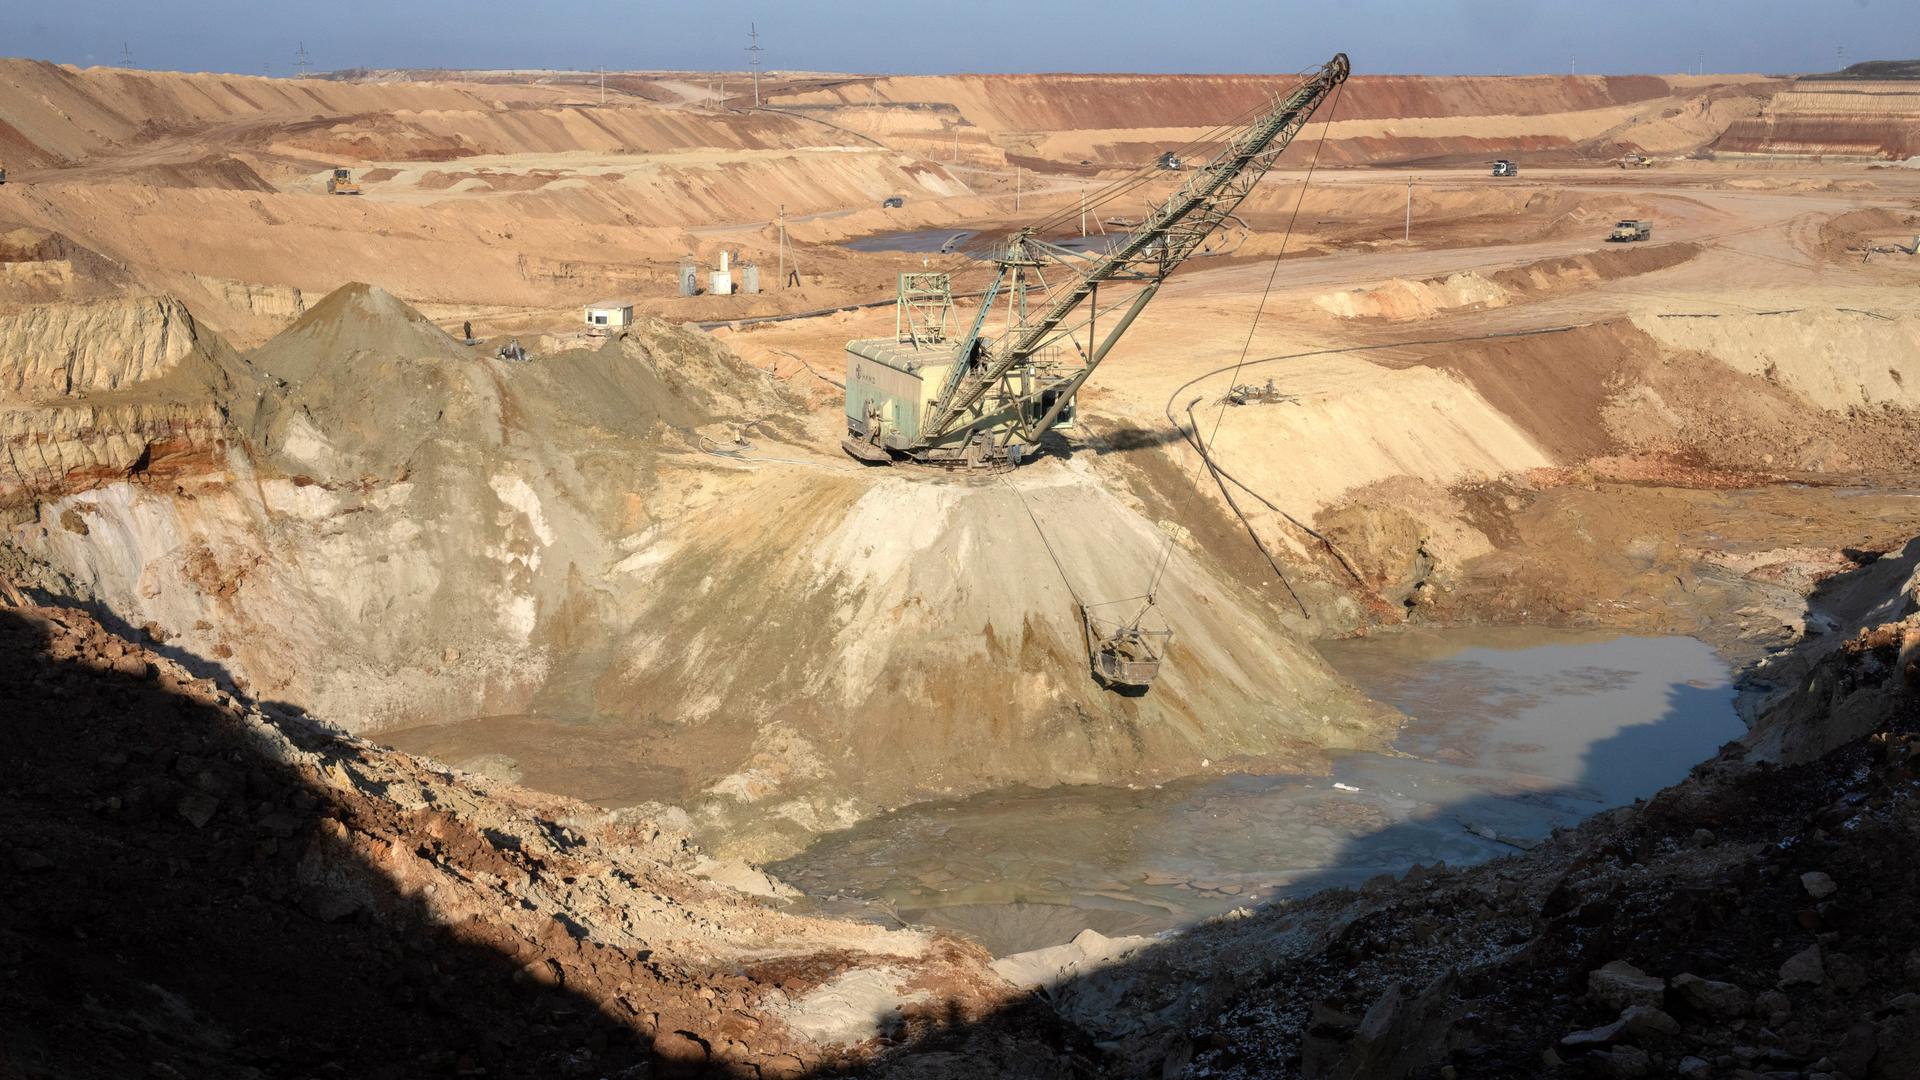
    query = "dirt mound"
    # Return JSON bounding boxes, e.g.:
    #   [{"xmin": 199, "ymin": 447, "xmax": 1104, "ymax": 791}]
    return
[
  {"xmin": 1489, "ymin": 241, "xmax": 1701, "ymax": 296},
  {"xmin": 592, "ymin": 460, "xmax": 1389, "ymax": 858},
  {"xmin": 1316, "ymin": 245, "xmax": 1701, "ymax": 321},
  {"xmin": 1315, "ymin": 272, "xmax": 1510, "ymax": 319},
  {"xmin": 245, "ymin": 284, "xmax": 791, "ymax": 481},
  {"xmin": 251, "ymin": 281, "xmax": 468, "ymax": 377}
]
